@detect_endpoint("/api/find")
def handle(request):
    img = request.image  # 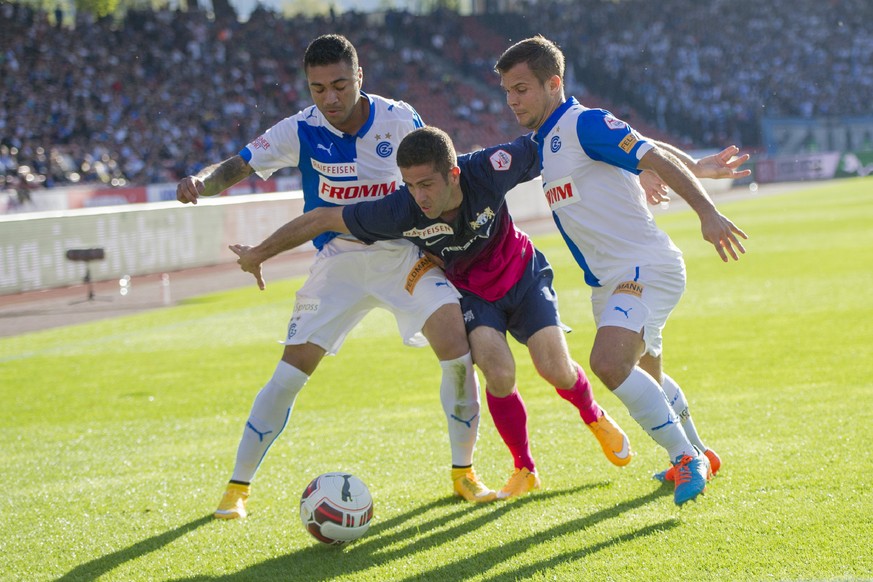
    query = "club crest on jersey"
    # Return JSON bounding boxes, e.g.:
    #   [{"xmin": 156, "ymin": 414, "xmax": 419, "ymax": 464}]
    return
[
  {"xmin": 489, "ymin": 149, "xmax": 512, "ymax": 171},
  {"xmin": 376, "ymin": 141, "xmax": 393, "ymax": 158},
  {"xmin": 544, "ymin": 176, "xmax": 579, "ymax": 210},
  {"xmin": 470, "ymin": 207, "xmax": 495, "ymax": 230},
  {"xmin": 550, "ymin": 136, "xmax": 561, "ymax": 153},
  {"xmin": 250, "ymin": 135, "xmax": 271, "ymax": 151},
  {"xmin": 604, "ymin": 115, "xmax": 627, "ymax": 130}
]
